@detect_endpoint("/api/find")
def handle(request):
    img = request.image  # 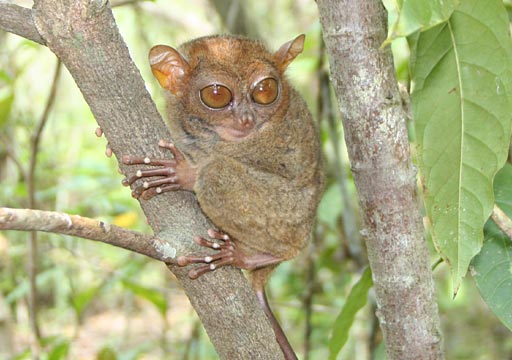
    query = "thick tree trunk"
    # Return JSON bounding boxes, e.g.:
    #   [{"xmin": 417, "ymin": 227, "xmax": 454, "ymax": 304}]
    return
[
  {"xmin": 0, "ymin": 1, "xmax": 283, "ymax": 358},
  {"xmin": 316, "ymin": 1, "xmax": 444, "ymax": 359}
]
